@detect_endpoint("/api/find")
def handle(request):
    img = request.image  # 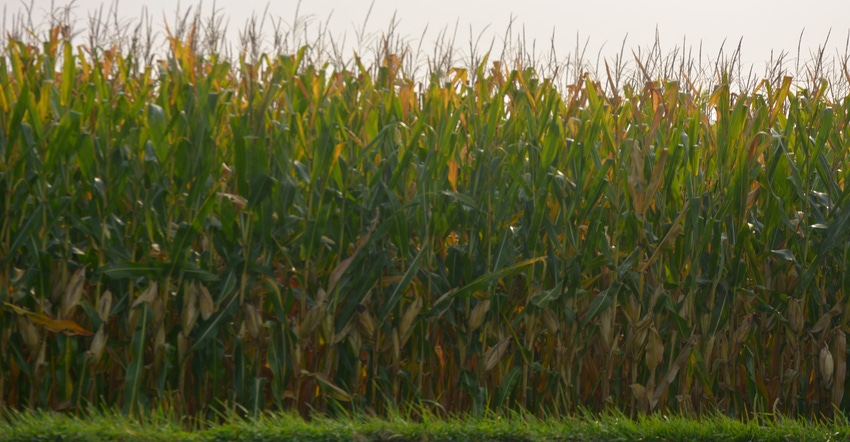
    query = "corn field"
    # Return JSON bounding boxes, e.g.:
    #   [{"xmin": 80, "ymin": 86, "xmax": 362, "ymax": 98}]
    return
[{"xmin": 2, "ymin": 23, "xmax": 850, "ymax": 420}]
